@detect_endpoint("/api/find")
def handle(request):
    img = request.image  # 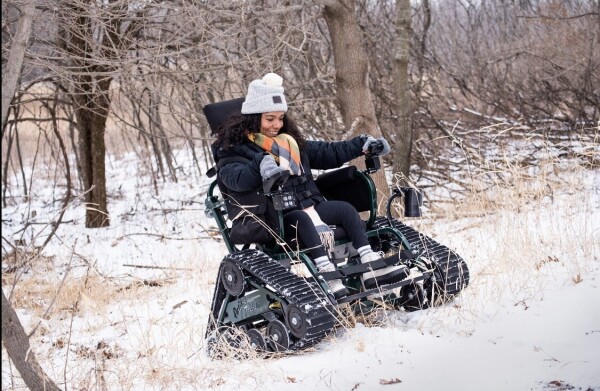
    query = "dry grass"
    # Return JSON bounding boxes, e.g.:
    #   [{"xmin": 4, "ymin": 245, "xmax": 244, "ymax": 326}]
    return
[
  {"xmin": 379, "ymin": 135, "xmax": 599, "ymax": 335},
  {"xmin": 3, "ymin": 270, "xmax": 173, "ymax": 323}
]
